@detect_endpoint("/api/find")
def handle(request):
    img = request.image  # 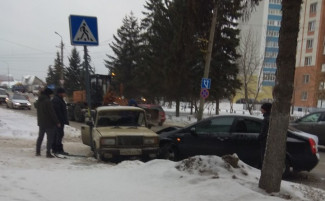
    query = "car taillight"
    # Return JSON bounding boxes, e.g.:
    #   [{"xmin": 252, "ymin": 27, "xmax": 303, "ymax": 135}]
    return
[
  {"xmin": 159, "ymin": 111, "xmax": 165, "ymax": 119},
  {"xmin": 308, "ymin": 138, "xmax": 317, "ymax": 155}
]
